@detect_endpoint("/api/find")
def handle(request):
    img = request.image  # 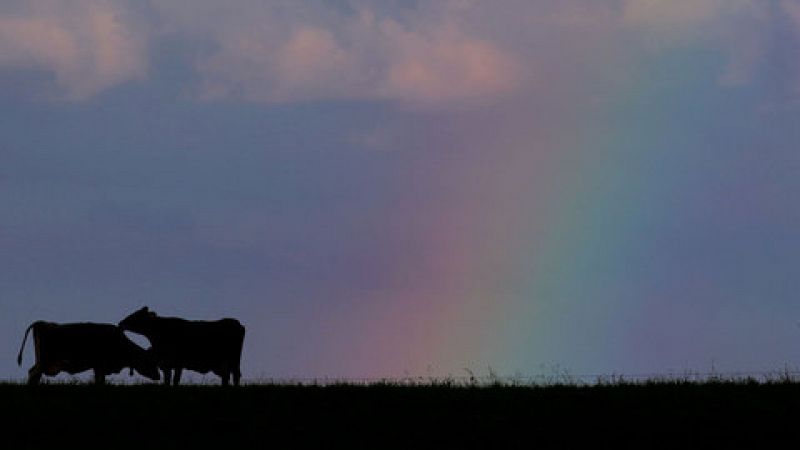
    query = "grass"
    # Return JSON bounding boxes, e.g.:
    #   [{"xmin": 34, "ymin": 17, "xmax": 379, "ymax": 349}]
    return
[{"xmin": 3, "ymin": 378, "xmax": 799, "ymax": 448}]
